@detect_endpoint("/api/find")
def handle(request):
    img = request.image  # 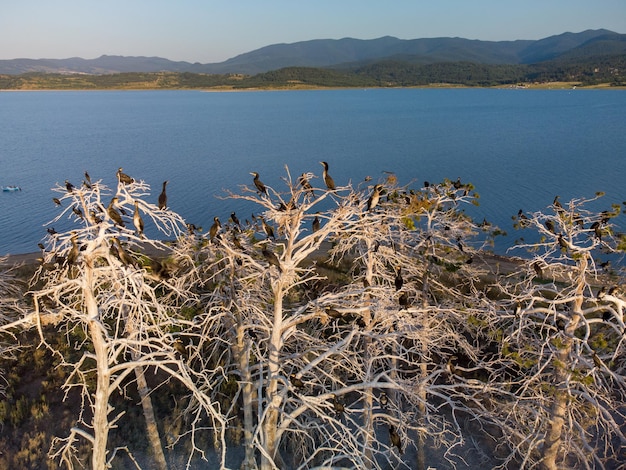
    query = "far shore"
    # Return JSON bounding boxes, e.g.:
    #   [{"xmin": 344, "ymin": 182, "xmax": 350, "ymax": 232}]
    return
[{"xmin": 1, "ymin": 82, "xmax": 625, "ymax": 93}]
